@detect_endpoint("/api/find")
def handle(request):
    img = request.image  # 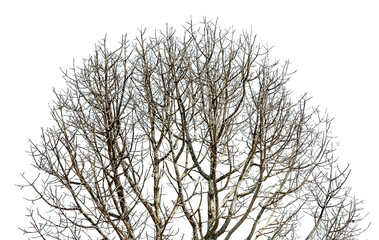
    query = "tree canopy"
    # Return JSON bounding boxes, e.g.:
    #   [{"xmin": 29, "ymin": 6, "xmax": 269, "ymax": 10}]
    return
[{"xmin": 22, "ymin": 19, "xmax": 367, "ymax": 240}]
